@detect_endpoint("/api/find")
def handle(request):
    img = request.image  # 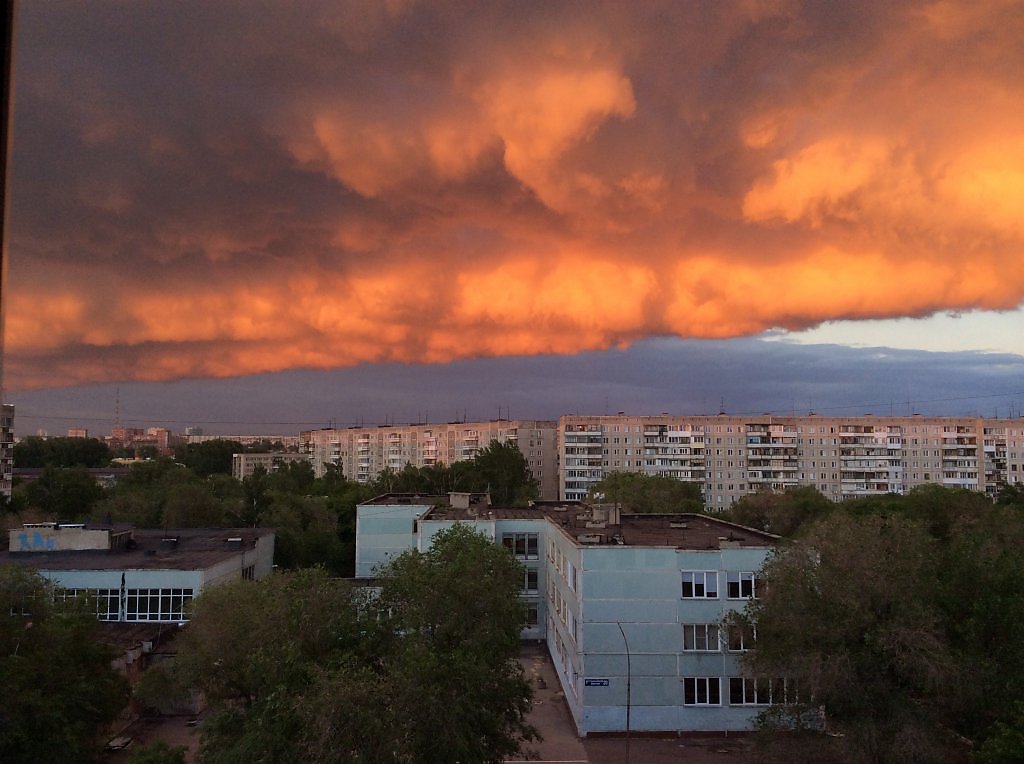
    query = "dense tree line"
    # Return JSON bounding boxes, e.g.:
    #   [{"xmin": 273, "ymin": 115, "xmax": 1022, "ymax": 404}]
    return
[
  {"xmin": 13, "ymin": 436, "xmax": 112, "ymax": 468},
  {"xmin": 0, "ymin": 568, "xmax": 128, "ymax": 763},
  {"xmin": 4, "ymin": 440, "xmax": 539, "ymax": 578},
  {"xmin": 140, "ymin": 525, "xmax": 536, "ymax": 763},
  {"xmin": 729, "ymin": 484, "xmax": 1024, "ymax": 762}
]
